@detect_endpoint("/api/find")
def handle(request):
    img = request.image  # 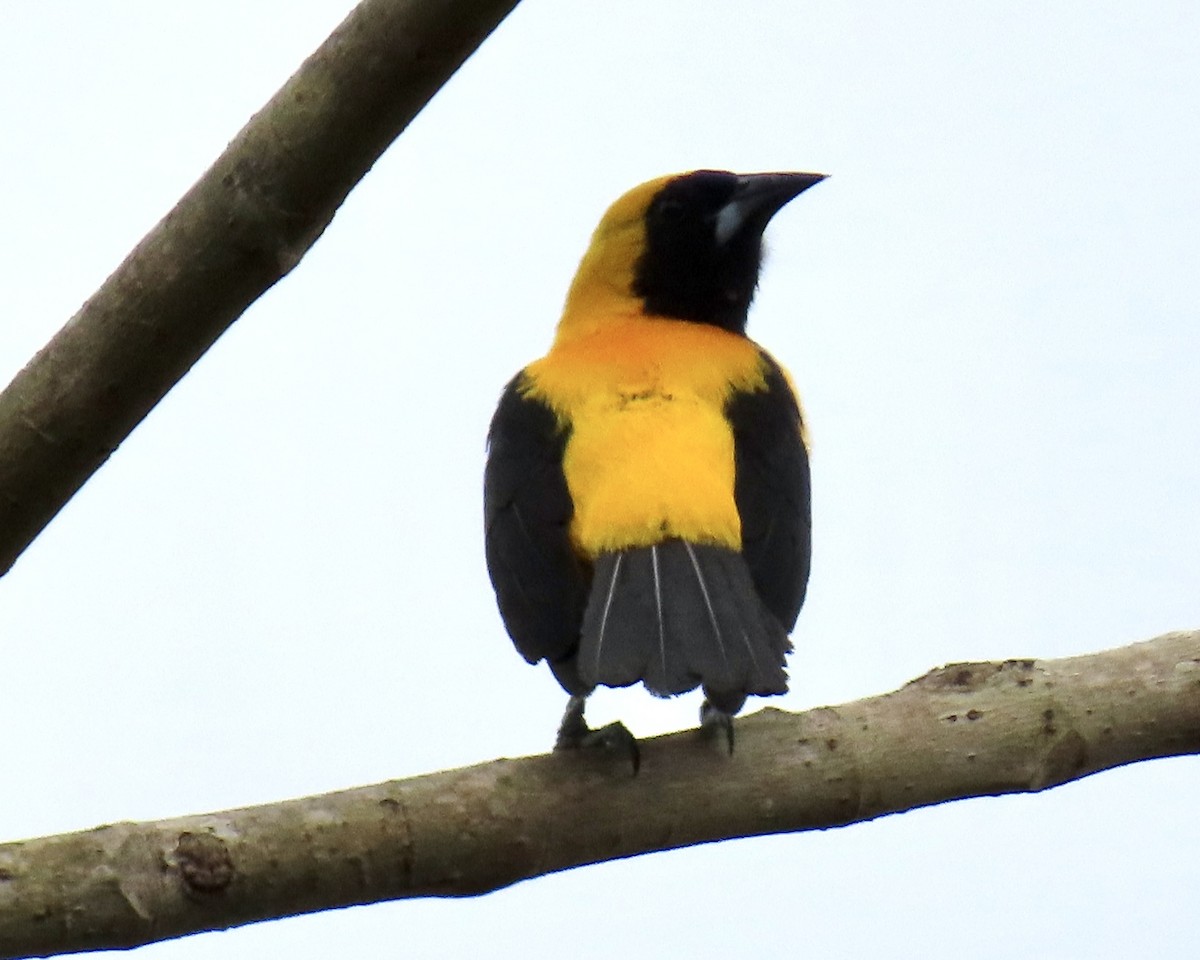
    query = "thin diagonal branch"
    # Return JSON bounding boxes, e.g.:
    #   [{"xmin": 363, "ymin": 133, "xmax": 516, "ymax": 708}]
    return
[
  {"xmin": 0, "ymin": 0, "xmax": 520, "ymax": 576},
  {"xmin": 2, "ymin": 629, "xmax": 1196, "ymax": 958}
]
